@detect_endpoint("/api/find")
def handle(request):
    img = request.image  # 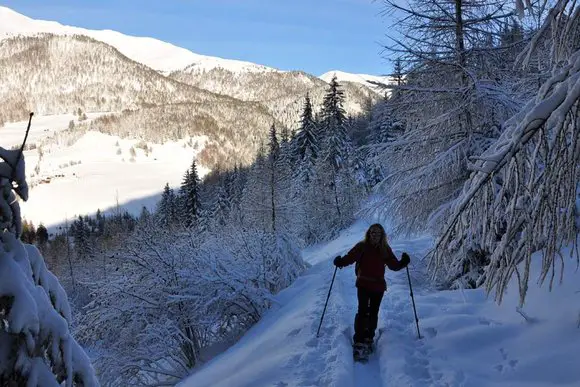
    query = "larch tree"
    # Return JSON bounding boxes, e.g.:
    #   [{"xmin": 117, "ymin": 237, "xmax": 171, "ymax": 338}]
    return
[
  {"xmin": 431, "ymin": 0, "xmax": 580, "ymax": 306},
  {"xmin": 371, "ymin": 0, "xmax": 523, "ymax": 234}
]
